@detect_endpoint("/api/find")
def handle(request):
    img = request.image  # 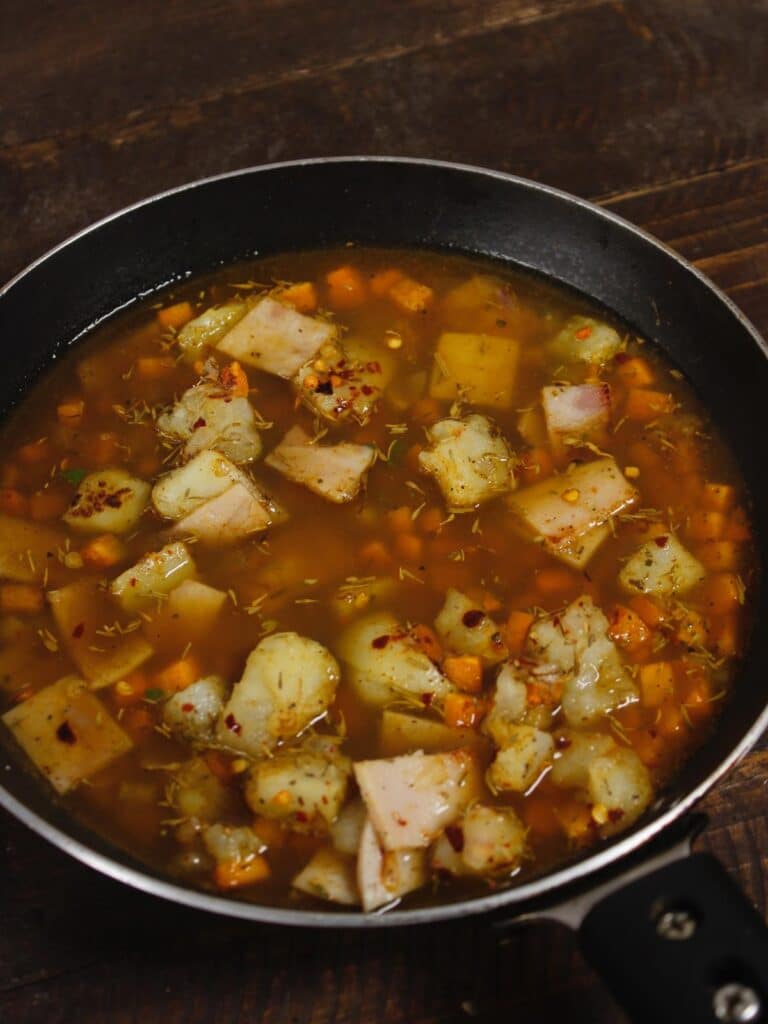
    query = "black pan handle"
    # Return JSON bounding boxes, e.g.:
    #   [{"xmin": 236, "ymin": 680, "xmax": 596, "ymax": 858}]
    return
[{"xmin": 578, "ymin": 852, "xmax": 768, "ymax": 1024}]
